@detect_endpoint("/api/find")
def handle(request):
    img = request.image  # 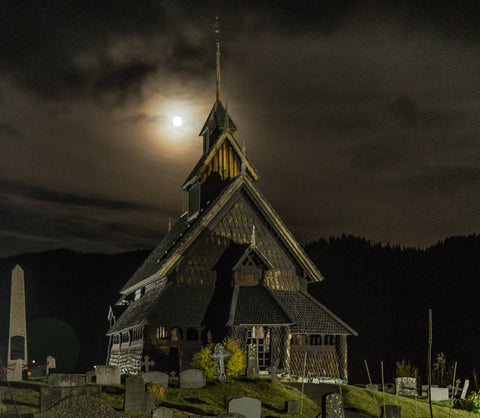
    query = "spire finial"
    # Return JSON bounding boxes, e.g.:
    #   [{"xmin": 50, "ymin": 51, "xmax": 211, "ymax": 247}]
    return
[
  {"xmin": 250, "ymin": 225, "xmax": 256, "ymax": 248},
  {"xmin": 214, "ymin": 16, "xmax": 221, "ymax": 102}
]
